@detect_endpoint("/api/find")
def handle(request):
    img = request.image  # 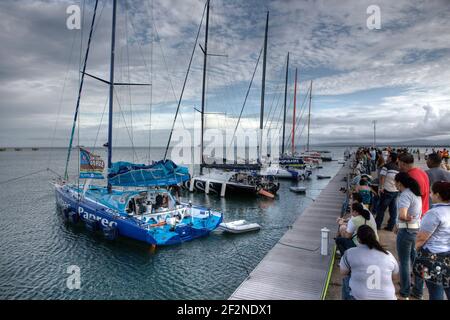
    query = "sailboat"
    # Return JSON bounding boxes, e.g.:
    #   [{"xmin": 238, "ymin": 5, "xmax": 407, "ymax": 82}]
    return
[
  {"xmin": 54, "ymin": 0, "xmax": 222, "ymax": 246},
  {"xmin": 265, "ymin": 55, "xmax": 311, "ymax": 179},
  {"xmin": 185, "ymin": 5, "xmax": 279, "ymax": 198},
  {"xmin": 299, "ymin": 81, "xmax": 332, "ymax": 162}
]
